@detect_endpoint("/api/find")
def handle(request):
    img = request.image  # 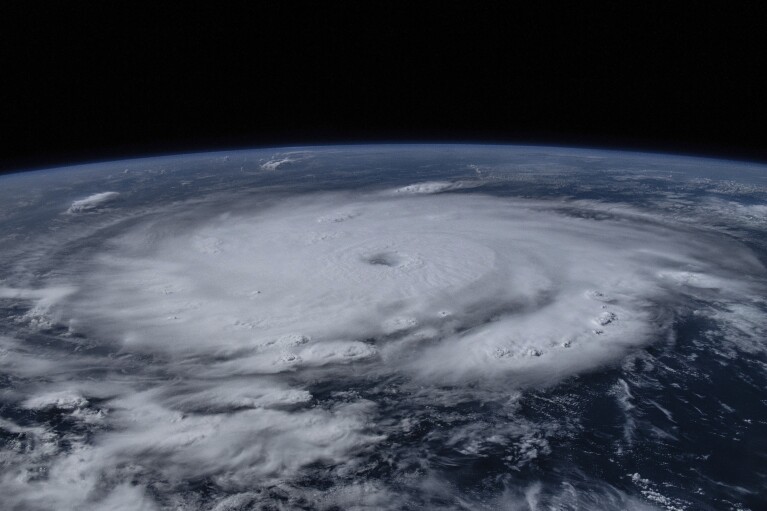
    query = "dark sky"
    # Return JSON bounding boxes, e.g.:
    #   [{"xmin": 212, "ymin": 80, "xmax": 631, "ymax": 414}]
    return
[{"xmin": 2, "ymin": 3, "xmax": 766, "ymax": 173}]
